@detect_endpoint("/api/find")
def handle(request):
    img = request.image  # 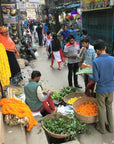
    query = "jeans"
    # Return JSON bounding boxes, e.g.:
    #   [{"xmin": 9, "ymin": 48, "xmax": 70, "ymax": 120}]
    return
[{"xmin": 68, "ymin": 63, "xmax": 79, "ymax": 87}]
